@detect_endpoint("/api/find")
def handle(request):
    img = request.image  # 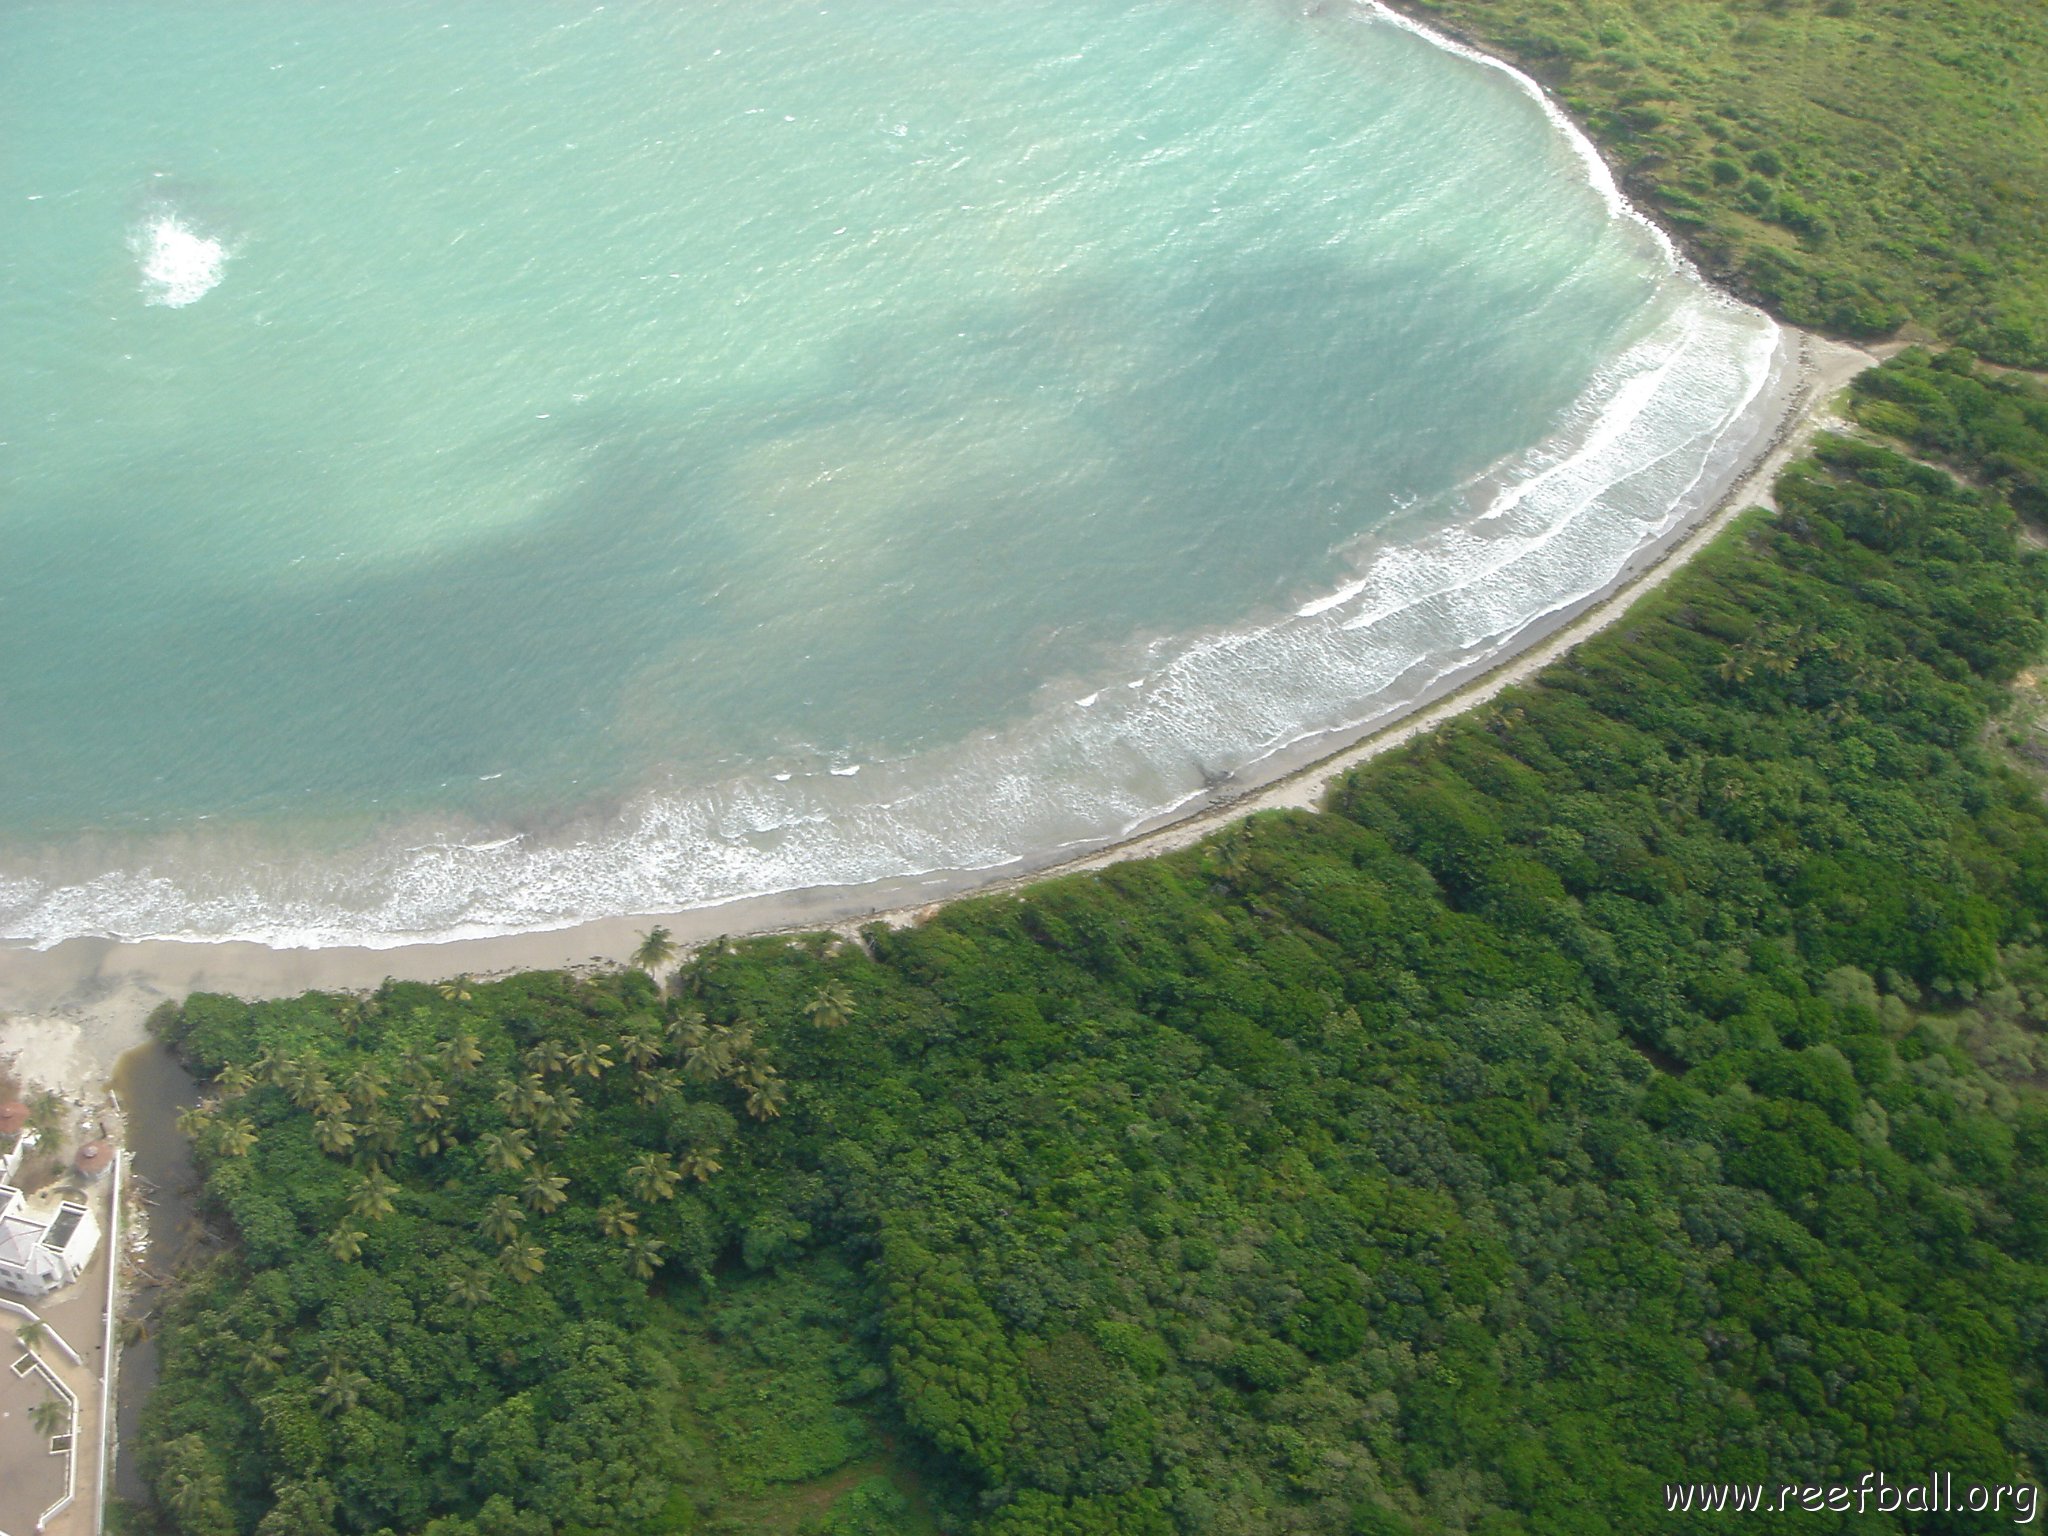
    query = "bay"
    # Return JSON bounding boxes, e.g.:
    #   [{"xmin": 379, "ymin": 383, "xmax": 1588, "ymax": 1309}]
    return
[{"xmin": 0, "ymin": 0, "xmax": 1781, "ymax": 945}]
